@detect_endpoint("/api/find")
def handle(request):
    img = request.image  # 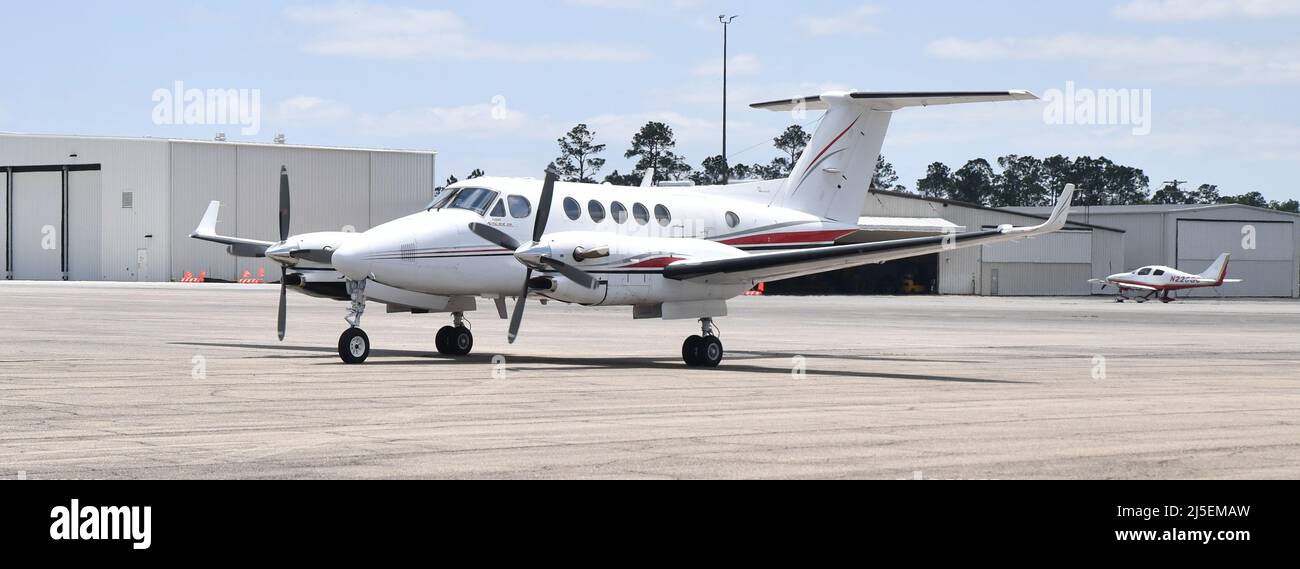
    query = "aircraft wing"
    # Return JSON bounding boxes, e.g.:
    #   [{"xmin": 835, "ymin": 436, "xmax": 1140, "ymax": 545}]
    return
[
  {"xmin": 665, "ymin": 185, "xmax": 1074, "ymax": 285},
  {"xmin": 1115, "ymin": 282, "xmax": 1158, "ymax": 291},
  {"xmin": 1198, "ymin": 278, "xmax": 1243, "ymax": 284},
  {"xmin": 190, "ymin": 200, "xmax": 275, "ymax": 257}
]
